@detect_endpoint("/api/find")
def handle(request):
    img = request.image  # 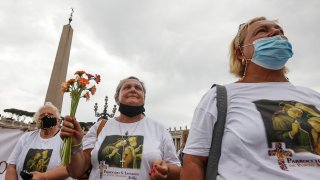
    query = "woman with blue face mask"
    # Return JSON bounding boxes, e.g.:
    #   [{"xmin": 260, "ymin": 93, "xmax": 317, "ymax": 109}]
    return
[{"xmin": 181, "ymin": 17, "xmax": 320, "ymax": 180}]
